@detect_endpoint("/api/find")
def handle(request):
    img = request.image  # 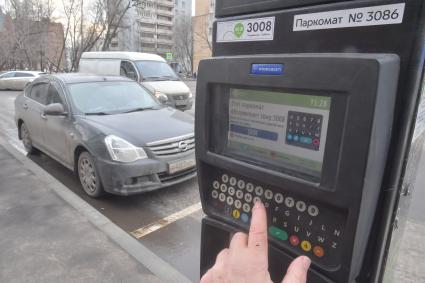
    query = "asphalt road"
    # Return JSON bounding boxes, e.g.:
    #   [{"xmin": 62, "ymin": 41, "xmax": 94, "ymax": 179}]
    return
[{"xmin": 0, "ymin": 80, "xmax": 424, "ymax": 282}]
